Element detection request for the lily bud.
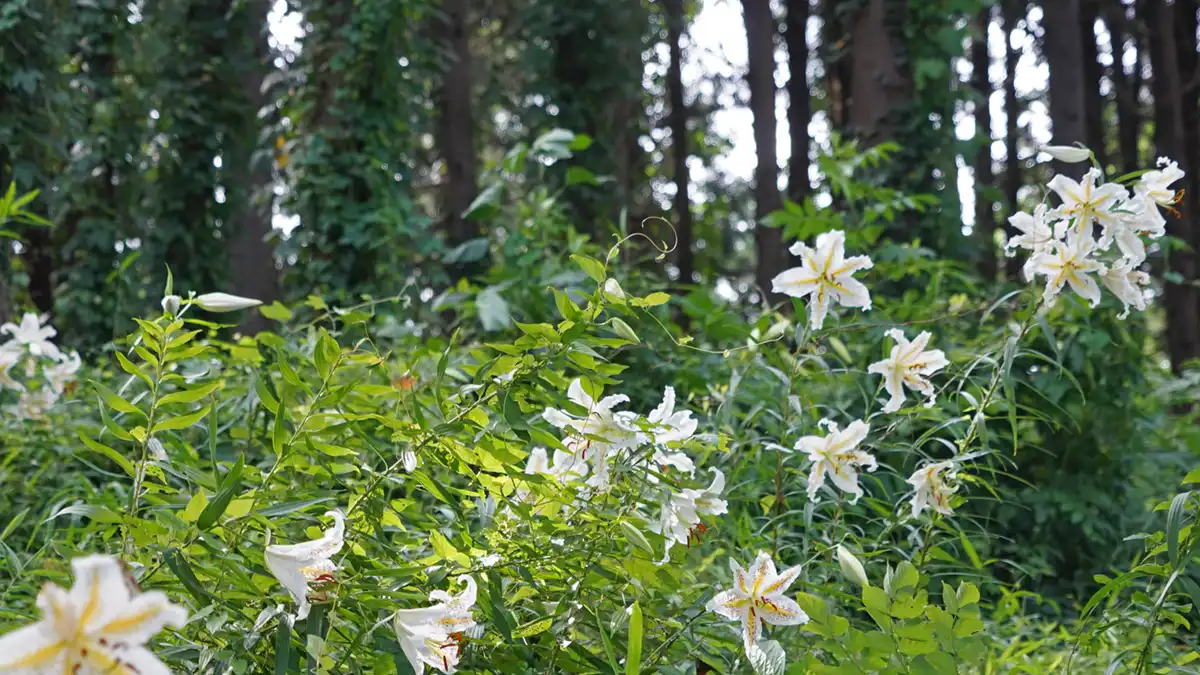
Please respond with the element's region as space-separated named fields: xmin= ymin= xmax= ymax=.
xmin=1039 ymin=145 xmax=1091 ymax=163
xmin=837 ymin=545 xmax=870 ymax=587
xmin=161 ymin=294 xmax=182 ymax=317
xmin=193 ymin=292 xmax=262 ymax=312
xmin=602 ymin=278 xmax=627 ymax=303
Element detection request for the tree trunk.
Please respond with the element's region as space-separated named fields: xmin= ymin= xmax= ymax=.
xmin=1106 ymin=0 xmax=1139 ymax=176
xmin=742 ymin=0 xmax=786 ymax=297
xmin=786 ymin=0 xmax=811 ymax=207
xmin=228 ymin=0 xmax=279 ymax=335
xmin=665 ymin=0 xmax=694 ymax=287
xmin=821 ymin=0 xmax=852 ymax=129
xmin=1003 ymin=0 xmax=1023 ymax=280
xmin=436 ymin=0 xmax=481 ymax=264
xmin=1080 ymin=0 xmax=1107 ymax=170
xmin=848 ymin=0 xmax=912 ymax=146
xmin=1042 ymin=0 xmax=1087 ymax=176
xmin=1146 ymin=0 xmax=1200 ymax=370
xmin=972 ymin=8 xmax=996 ymax=281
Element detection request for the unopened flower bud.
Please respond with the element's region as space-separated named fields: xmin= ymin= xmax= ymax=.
xmin=1040 ymin=144 xmax=1091 ymax=163
xmin=161 ymin=294 xmax=182 ymax=317
xmin=837 ymin=545 xmax=870 ymax=587
xmin=193 ymin=292 xmax=262 ymax=312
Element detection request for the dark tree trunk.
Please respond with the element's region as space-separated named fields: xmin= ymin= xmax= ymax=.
xmin=1042 ymin=0 xmax=1088 ymax=176
xmin=665 ymin=0 xmax=694 ymax=287
xmin=1176 ymin=0 xmax=1200 ymax=336
xmin=847 ymin=0 xmax=912 ymax=146
xmin=972 ymin=8 xmax=997 ymax=281
xmin=822 ymin=0 xmax=852 ymax=129
xmin=228 ymin=0 xmax=279 ymax=334
xmin=1106 ymin=0 xmax=1140 ymax=176
xmin=1146 ymin=0 xmax=1200 ymax=370
xmin=742 ymin=0 xmax=786 ymax=297
xmin=1003 ymin=0 xmax=1023 ymax=280
xmin=786 ymin=0 xmax=811 ymax=207
xmin=435 ymin=0 xmax=482 ymax=277
xmin=1080 ymin=0 xmax=1107 ymax=170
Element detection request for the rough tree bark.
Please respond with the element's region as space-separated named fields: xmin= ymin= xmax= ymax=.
xmin=847 ymin=0 xmax=912 ymax=146
xmin=972 ymin=7 xmax=997 ymax=281
xmin=434 ymin=0 xmax=482 ymax=275
xmin=228 ymin=0 xmax=280 ymax=334
xmin=741 ymin=0 xmax=786 ymax=297
xmin=786 ymin=0 xmax=810 ymax=207
xmin=1105 ymin=0 xmax=1139 ymax=176
xmin=1041 ymin=0 xmax=1087 ymax=176
xmin=1080 ymin=0 xmax=1107 ymax=170
xmin=1146 ymin=0 xmax=1200 ymax=370
xmin=665 ymin=0 xmax=694 ymax=287
xmin=1003 ymin=0 xmax=1023 ymax=280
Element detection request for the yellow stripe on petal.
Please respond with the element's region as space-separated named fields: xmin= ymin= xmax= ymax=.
xmin=100 ymin=605 xmax=163 ymax=636
xmin=3 ymin=640 xmax=65 ymax=668
xmin=79 ymin=568 xmax=103 ymax=628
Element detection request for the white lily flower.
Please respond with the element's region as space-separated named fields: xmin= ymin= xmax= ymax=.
xmin=0 ymin=348 xmax=23 ymax=390
xmin=646 ymin=386 xmax=697 ymax=445
xmin=1028 ymin=238 xmax=1106 ymax=307
xmin=264 ymin=510 xmax=345 ymax=620
xmin=867 ymin=329 xmax=949 ymax=413
xmin=1004 ymin=204 xmax=1056 ymax=274
xmin=0 ymin=313 xmax=64 ymax=362
xmin=1039 ymin=144 xmax=1092 ymax=163
xmin=771 ymin=230 xmax=873 ymax=330
xmin=543 ymin=379 xmax=641 ymax=491
xmin=9 ymin=388 xmax=58 ymax=420
xmin=706 ymin=551 xmax=808 ymax=658
xmin=44 ymin=351 xmax=82 ymax=396
xmin=393 ymin=577 xmax=478 ymax=675
xmin=1135 ymin=157 xmax=1185 ymax=208
xmin=0 ymin=554 xmax=187 ymax=674
xmin=192 ymin=292 xmax=263 ymax=312
xmin=1047 ymin=168 xmax=1128 ymax=244
xmin=795 ymin=420 xmax=877 ymax=503
xmin=1100 ymin=260 xmax=1151 ymax=319
xmin=653 ymin=469 xmax=728 ymax=563
xmin=906 ymin=460 xmax=959 ymax=518
xmin=649 ymin=449 xmax=695 ymax=475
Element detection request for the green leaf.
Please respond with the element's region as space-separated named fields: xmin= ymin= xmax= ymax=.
xmin=273 ymin=390 xmax=289 ymax=458
xmin=512 ymin=617 xmax=552 ymax=639
xmin=77 ymin=433 xmax=137 ymax=478
xmin=197 ymin=454 xmax=244 ymax=530
xmin=152 ymin=406 xmax=211 ymax=432
xmin=165 ymin=548 xmax=211 ymax=606
xmin=90 ymin=380 xmax=146 ymax=418
xmin=260 ymin=301 xmax=294 ymax=322
xmin=478 ymin=288 xmax=512 ymax=332
xmin=618 ymin=520 xmax=655 ymax=557
xmin=275 ymin=612 xmax=294 ymax=675
xmin=1167 ymin=491 xmax=1190 ymax=568
xmin=593 ymin=608 xmax=622 ymax=674
xmin=115 ymin=351 xmax=153 ymax=389
xmin=625 ymin=601 xmax=643 ymax=675
xmin=159 ymin=381 xmax=222 ymax=407
xmin=959 ymin=529 xmax=982 ymax=569
xmin=571 ymin=254 xmax=606 ymax=283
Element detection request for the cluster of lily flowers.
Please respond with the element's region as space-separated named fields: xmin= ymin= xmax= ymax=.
xmin=1011 ymin=145 xmax=1183 ymax=317
xmin=0 ymin=313 xmax=81 ymax=419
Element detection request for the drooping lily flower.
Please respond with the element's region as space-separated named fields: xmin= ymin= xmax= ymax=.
xmin=1135 ymin=157 xmax=1186 ymax=208
xmin=906 ymin=460 xmax=960 ymax=518
xmin=44 ymin=351 xmax=82 ymax=396
xmin=0 ymin=554 xmax=187 ymax=674
xmin=646 ymin=386 xmax=697 ymax=445
xmin=1100 ymin=260 xmax=1151 ymax=319
xmin=867 ymin=329 xmax=949 ymax=413
xmin=1028 ymin=238 xmax=1106 ymax=307
xmin=0 ymin=313 xmax=63 ymax=362
xmin=653 ymin=469 xmax=728 ymax=563
xmin=795 ymin=420 xmax=877 ymax=503
xmin=706 ymin=551 xmax=808 ymax=658
xmin=771 ymin=230 xmax=873 ymax=330
xmin=393 ymin=577 xmax=478 ymax=674
xmin=1004 ymin=204 xmax=1056 ymax=278
xmin=0 ymin=348 xmax=23 ymax=390
xmin=9 ymin=389 xmax=58 ymax=420
xmin=264 ymin=510 xmax=345 ymax=620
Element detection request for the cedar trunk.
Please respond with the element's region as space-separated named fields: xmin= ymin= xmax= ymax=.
xmin=972 ymin=8 xmax=996 ymax=281
xmin=741 ymin=0 xmax=786 ymax=296
xmin=1042 ymin=0 xmax=1087 ymax=176
xmin=786 ymin=0 xmax=811 ymax=207
xmin=436 ymin=0 xmax=481 ymax=256
xmin=665 ymin=0 xmax=694 ymax=287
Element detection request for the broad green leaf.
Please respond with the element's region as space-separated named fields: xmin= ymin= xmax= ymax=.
xmin=625 ymin=601 xmax=643 ymax=675
xmin=197 ymin=454 xmax=245 ymax=530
